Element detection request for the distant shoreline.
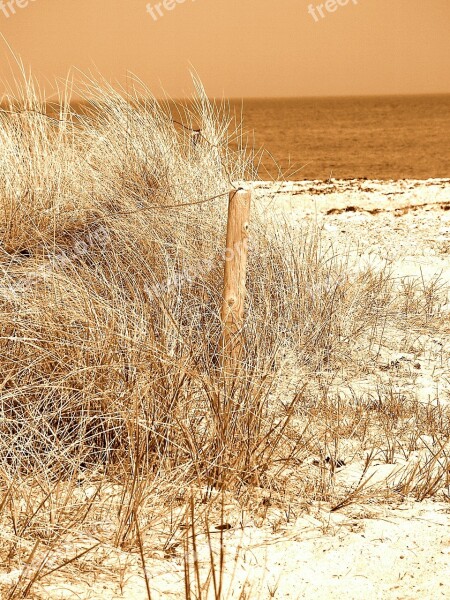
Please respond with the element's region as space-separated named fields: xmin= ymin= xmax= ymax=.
xmin=252 ymin=178 xmax=450 ymax=216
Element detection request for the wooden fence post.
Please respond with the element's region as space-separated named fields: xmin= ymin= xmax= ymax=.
xmin=220 ymin=187 xmax=252 ymax=376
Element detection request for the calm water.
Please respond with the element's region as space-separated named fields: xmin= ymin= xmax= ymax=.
xmin=58 ymin=94 xmax=449 ymax=181
xmin=231 ymin=95 xmax=450 ymax=181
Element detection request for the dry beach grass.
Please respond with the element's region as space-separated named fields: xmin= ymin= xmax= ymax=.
xmin=0 ymin=73 xmax=449 ymax=598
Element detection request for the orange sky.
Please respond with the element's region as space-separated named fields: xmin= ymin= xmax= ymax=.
xmin=0 ymin=0 xmax=449 ymax=98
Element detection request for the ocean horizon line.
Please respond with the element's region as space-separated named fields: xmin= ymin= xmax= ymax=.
xmin=2 ymin=91 xmax=448 ymax=105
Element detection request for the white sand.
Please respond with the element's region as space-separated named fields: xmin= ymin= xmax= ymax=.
xmin=9 ymin=179 xmax=450 ymax=600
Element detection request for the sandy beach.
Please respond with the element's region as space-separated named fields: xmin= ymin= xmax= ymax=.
xmin=6 ymin=178 xmax=448 ymax=600
xmin=142 ymin=179 xmax=450 ymax=599
xmin=127 ymin=179 xmax=450 ymax=600
xmin=256 ymin=178 xmax=450 ymax=279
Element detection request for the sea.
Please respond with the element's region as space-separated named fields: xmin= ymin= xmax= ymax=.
xmin=22 ymin=93 xmax=450 ymax=182
xmin=230 ymin=94 xmax=450 ymax=181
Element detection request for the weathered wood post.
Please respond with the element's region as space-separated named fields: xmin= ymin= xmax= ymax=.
xmin=220 ymin=187 xmax=252 ymax=377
